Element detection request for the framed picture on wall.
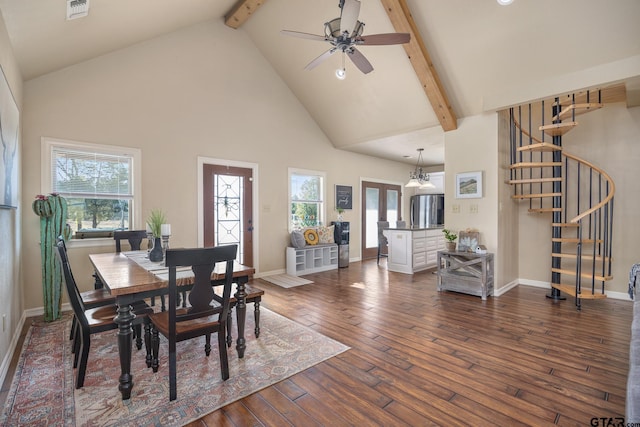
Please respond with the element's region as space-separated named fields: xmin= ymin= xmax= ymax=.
xmin=0 ymin=64 xmax=19 ymax=209
xmin=335 ymin=185 xmax=352 ymax=210
xmin=455 ymin=171 xmax=483 ymax=199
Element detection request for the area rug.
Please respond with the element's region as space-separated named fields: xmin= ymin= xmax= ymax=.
xmin=1 ymin=308 xmax=348 ymax=426
xmin=260 ymin=274 xmax=313 ymax=288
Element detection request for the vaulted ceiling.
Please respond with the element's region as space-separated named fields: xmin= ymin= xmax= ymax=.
xmin=1 ymin=0 xmax=639 ymax=166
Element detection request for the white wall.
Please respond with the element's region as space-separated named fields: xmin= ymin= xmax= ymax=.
xmin=20 ymin=19 xmax=411 ymax=311
xmin=444 ymin=113 xmax=502 ymax=286
xmin=0 ymin=10 xmax=23 ymax=382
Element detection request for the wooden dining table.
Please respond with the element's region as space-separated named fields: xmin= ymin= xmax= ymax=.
xmin=89 ymin=251 xmax=255 ymax=400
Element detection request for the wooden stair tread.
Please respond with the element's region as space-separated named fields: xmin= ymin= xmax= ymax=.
xmin=551 ymin=237 xmax=603 ymax=244
xmin=552 ymin=223 xmax=580 ymax=227
xmin=512 ymin=192 xmax=561 ymax=199
xmin=528 ymin=208 xmax=561 ymax=213
xmin=551 ymin=268 xmax=612 ymax=282
xmin=550 ymin=283 xmax=607 ymax=299
xmin=508 ymin=177 xmax=562 ymax=184
xmin=552 ymin=103 xmax=603 ymax=121
xmin=539 ymin=121 xmax=578 ymax=136
xmin=551 ymin=252 xmax=611 ymax=262
xmin=516 ymin=142 xmax=562 ymax=152
xmin=510 ymin=162 xmax=562 ymax=169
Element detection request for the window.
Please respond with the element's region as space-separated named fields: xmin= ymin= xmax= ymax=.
xmin=289 ymin=168 xmax=325 ymax=230
xmin=42 ymin=138 xmax=141 ymax=241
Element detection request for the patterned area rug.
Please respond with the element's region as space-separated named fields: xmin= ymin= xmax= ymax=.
xmin=260 ymin=274 xmax=313 ymax=288
xmin=1 ymin=308 xmax=348 ymax=426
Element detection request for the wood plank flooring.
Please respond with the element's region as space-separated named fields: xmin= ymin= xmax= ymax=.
xmin=190 ymin=260 xmax=633 ymax=426
xmin=2 ymin=259 xmax=632 ymax=426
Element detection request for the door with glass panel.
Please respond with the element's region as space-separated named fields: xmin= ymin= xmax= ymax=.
xmin=361 ymin=181 xmax=402 ymax=259
xmin=203 ymin=164 xmax=253 ymax=267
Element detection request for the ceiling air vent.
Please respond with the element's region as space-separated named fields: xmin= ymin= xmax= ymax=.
xmin=66 ymin=0 xmax=89 ymax=20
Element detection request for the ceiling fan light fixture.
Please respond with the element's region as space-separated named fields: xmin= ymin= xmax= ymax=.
xmin=497 ymin=0 xmax=514 ymax=5
xmin=336 ymin=68 xmax=346 ymax=80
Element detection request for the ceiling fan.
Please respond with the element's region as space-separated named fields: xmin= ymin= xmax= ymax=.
xmin=281 ymin=0 xmax=410 ymax=77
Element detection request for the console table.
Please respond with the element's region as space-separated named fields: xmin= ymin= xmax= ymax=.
xmin=437 ymin=251 xmax=494 ymax=300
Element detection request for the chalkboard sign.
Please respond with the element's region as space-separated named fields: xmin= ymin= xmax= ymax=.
xmin=335 ymin=185 xmax=352 ymax=210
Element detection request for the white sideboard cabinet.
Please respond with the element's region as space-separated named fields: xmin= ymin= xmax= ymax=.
xmin=286 ymin=244 xmax=338 ymax=276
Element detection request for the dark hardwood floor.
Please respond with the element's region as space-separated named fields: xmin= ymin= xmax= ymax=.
xmin=2 ymin=259 xmax=632 ymax=426
xmin=189 ymin=260 xmax=632 ymax=426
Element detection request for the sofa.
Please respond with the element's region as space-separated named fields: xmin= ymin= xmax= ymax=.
xmin=627 ymin=265 xmax=640 ymax=423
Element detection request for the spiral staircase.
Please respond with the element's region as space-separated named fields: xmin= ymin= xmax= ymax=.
xmin=507 ymin=88 xmax=618 ymax=310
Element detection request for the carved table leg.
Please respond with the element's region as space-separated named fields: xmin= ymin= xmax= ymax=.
xmin=114 ymin=299 xmax=136 ymax=400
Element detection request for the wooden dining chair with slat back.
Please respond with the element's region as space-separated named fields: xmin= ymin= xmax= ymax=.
xmin=113 ymin=229 xmax=148 ymax=253
xmin=148 ymin=244 xmax=237 ymax=401
xmin=55 ymin=240 xmax=154 ymax=388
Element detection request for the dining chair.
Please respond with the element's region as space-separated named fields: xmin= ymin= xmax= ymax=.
xmin=113 ymin=229 xmax=149 ymax=252
xmin=377 ymin=221 xmax=389 ymax=264
xmin=59 ymin=237 xmax=148 ymax=352
xmin=148 ymin=244 xmax=237 ymax=401
xmin=55 ymin=240 xmax=153 ymax=389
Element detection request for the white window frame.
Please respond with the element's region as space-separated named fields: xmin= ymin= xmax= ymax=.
xmin=41 ymin=137 xmax=142 ymax=248
xmin=288 ymin=167 xmax=326 ymax=231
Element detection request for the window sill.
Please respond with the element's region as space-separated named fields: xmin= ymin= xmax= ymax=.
xmin=65 ymin=238 xmax=114 ymax=249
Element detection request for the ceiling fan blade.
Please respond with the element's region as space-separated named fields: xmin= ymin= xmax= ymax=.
xmin=280 ymin=30 xmax=329 ymax=42
xmin=340 ymin=0 xmax=361 ymax=36
xmin=304 ymin=48 xmax=338 ymax=71
xmin=346 ymin=47 xmax=373 ymax=74
xmin=356 ymin=33 xmax=410 ymax=45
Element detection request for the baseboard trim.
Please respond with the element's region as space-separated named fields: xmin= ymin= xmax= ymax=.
xmin=517 ymin=280 xmax=631 ymax=301
xmin=0 ymin=311 xmax=26 ymax=389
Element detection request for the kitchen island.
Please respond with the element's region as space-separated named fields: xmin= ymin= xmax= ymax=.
xmin=383 ymin=227 xmax=445 ymax=274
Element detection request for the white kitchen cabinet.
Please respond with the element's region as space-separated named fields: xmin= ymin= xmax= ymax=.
xmin=384 ymin=228 xmax=444 ymax=274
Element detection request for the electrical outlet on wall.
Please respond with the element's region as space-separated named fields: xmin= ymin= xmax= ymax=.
xmin=452 ymin=204 xmax=460 ymax=213
xmin=470 ymin=204 xmax=478 ymax=214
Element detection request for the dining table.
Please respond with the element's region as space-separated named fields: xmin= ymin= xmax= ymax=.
xmin=89 ymin=250 xmax=255 ymax=400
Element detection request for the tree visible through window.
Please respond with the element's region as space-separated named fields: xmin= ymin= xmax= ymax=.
xmin=290 ymin=170 xmax=325 ymax=229
xmin=44 ymin=138 xmax=140 ymax=239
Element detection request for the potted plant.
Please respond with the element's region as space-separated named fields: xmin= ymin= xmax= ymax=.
xmin=147 ymin=209 xmax=166 ymax=262
xmin=336 ymin=207 xmax=345 ymax=221
xmin=442 ymin=228 xmax=457 ymax=251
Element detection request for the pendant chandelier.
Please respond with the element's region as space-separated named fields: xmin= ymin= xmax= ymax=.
xmin=405 ymin=148 xmax=435 ymax=189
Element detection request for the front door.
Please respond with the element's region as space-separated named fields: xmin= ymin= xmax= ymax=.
xmin=203 ymin=164 xmax=254 ymax=267
xmin=361 ymin=181 xmax=402 ymax=259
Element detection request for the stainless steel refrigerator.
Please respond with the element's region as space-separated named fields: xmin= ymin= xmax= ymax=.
xmin=410 ymin=194 xmax=445 ymax=228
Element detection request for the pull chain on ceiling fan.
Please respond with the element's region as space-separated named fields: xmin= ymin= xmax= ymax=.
xmin=281 ymin=0 xmax=410 ymax=78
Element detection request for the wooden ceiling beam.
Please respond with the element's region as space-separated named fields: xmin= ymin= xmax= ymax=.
xmin=380 ymin=0 xmax=457 ymax=131
xmin=225 ymin=0 xmax=267 ymax=29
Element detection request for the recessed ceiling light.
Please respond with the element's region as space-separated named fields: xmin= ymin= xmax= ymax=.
xmin=497 ymin=0 xmax=514 ymax=5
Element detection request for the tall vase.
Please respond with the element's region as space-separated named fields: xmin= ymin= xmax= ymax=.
xmin=33 ymin=194 xmax=68 ymax=322
xmin=149 ymin=237 xmax=163 ymax=262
